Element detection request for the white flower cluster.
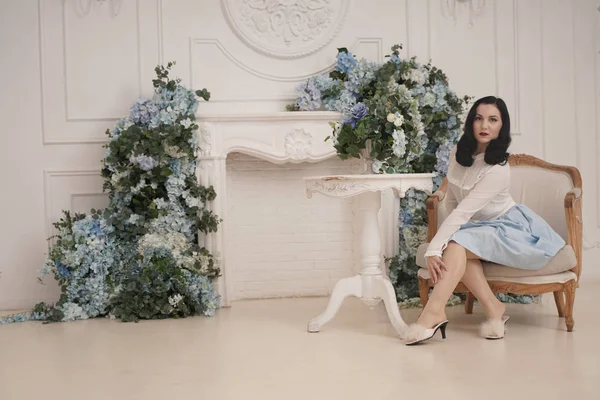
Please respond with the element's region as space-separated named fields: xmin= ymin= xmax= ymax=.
xmin=168 ymin=294 xmax=184 ymax=307
xmin=164 ymin=144 xmax=188 ymax=159
xmin=387 ymin=112 xmax=405 ymax=127
xmin=402 ymin=67 xmax=428 ymax=86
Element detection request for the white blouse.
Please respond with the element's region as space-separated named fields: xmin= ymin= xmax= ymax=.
xmin=424 ymin=145 xmax=516 ymax=260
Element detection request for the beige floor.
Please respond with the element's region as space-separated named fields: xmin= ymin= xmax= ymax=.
xmin=1 ymin=281 xmax=599 ymax=400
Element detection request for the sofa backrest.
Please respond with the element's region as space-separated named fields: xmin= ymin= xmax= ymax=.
xmin=508 ymin=164 xmax=574 ymax=240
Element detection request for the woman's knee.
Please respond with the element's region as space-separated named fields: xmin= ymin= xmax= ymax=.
xmin=443 ymin=241 xmax=468 ymax=272
xmin=446 ymin=241 xmax=486 ymax=261
xmin=445 ymin=241 xmax=466 ymax=254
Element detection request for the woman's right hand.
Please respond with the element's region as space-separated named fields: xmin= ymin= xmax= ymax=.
xmin=427 ymin=255 xmax=447 ymax=284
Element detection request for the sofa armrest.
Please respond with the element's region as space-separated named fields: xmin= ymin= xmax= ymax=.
xmin=564 ymin=188 xmax=582 ymax=203
xmin=426 ymin=180 xmax=448 ymax=243
xmin=564 ymin=188 xmax=583 ymax=280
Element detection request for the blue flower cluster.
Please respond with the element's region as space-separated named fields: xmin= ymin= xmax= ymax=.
xmin=180 ymin=269 xmax=220 ymax=316
xmin=27 ymin=214 xmax=117 ymax=322
xmin=294 ymin=75 xmax=339 ymax=111
xmin=1 ymin=64 xmax=222 ymax=324
xmin=130 ymin=97 xmax=158 ymax=127
xmin=335 ymin=51 xmax=357 ymax=74
xmin=129 ymin=154 xmax=159 ymax=171
xmin=128 ymin=86 xmax=199 ymax=130
xmin=343 ymin=59 xmax=379 ymax=96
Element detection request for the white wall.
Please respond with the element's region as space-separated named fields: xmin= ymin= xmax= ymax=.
xmin=1 ymin=0 xmax=599 ymax=310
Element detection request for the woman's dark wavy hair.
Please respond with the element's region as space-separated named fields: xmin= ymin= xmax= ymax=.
xmin=456 ymin=96 xmax=511 ymax=167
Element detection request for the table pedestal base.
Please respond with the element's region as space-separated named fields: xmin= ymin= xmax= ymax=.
xmin=307 ymin=191 xmax=408 ymax=337
xmin=307 ymin=272 xmax=408 ymax=336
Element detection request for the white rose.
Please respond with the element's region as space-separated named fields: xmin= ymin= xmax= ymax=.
xmin=387 ymin=113 xmax=395 ymax=123
xmin=372 ymin=159 xmax=383 ymax=173
xmin=394 ymin=113 xmax=404 ymax=127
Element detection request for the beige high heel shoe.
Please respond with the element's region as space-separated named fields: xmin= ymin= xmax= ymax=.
xmin=480 ymin=315 xmax=510 ymax=340
xmin=405 ymin=320 xmax=449 ymax=346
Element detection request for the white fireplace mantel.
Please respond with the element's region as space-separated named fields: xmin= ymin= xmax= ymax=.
xmin=196 ymin=111 xmax=343 ymax=164
xmin=195 ymin=111 xmax=405 ymax=307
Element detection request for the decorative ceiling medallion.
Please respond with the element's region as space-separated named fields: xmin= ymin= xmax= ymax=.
xmin=221 ymin=0 xmax=349 ymax=59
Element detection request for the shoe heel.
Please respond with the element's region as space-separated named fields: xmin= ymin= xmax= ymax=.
xmin=439 ymin=322 xmax=448 ymax=339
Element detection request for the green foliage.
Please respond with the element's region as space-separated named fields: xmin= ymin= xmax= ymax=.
xmin=110 ymin=258 xmax=195 ymax=322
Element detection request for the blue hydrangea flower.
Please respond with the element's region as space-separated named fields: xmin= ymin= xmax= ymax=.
xmin=130 ymin=155 xmax=159 ymax=171
xmin=294 ymin=79 xmax=322 ymax=111
xmin=435 ymin=140 xmax=454 ymax=176
xmin=336 ymin=51 xmax=357 ymax=74
xmin=56 ymin=261 xmax=70 ymax=278
xmin=344 ymin=59 xmax=378 ymax=95
xmin=323 ymin=90 xmax=356 ymax=117
xmin=180 ymin=269 xmax=220 ymax=316
xmin=130 ymin=97 xmax=158 ymax=128
xmin=447 ymin=116 xmax=457 ymax=129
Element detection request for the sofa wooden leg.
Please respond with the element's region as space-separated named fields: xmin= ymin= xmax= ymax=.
xmin=418 ymin=278 xmax=429 ymax=308
xmin=553 ymin=290 xmax=565 ymax=318
xmin=465 ymin=292 xmax=475 ymax=314
xmin=563 ymin=280 xmax=577 ymax=332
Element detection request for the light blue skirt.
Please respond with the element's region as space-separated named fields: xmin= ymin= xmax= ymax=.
xmin=449 ymin=204 xmax=566 ymax=270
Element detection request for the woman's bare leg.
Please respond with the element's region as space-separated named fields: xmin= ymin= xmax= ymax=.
xmin=461 ymin=258 xmax=506 ymax=320
xmin=416 ymin=242 xmax=467 ymax=328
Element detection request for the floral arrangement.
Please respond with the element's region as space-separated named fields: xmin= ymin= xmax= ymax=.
xmin=289 ymin=45 xmax=467 ymax=177
xmin=289 ymin=44 xmax=468 ymax=303
xmin=290 ymin=45 xmax=536 ymax=305
xmin=1 ymin=63 xmax=221 ymax=324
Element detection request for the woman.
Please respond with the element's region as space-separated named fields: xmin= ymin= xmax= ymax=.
xmin=405 ymin=96 xmax=566 ymax=345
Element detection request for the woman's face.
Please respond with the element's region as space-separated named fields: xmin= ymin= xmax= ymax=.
xmin=472 ymin=103 xmax=502 ymax=147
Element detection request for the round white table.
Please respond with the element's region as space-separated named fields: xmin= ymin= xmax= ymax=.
xmin=303 ymin=173 xmax=435 ymax=336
